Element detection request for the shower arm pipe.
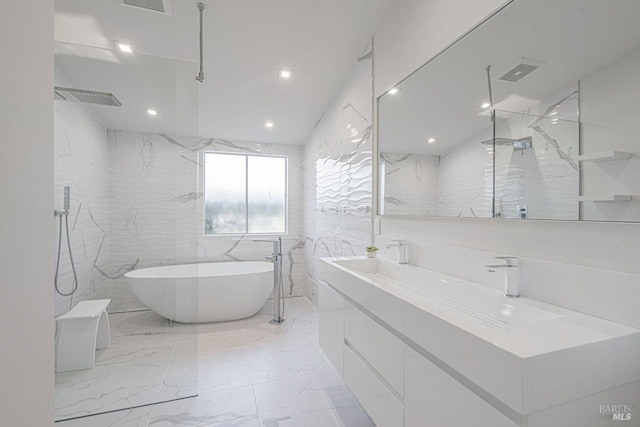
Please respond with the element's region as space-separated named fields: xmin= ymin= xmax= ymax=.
xmin=485 ymin=65 xmax=497 ymax=219
xmin=196 ymin=2 xmax=205 ymax=83
xmin=485 ymin=65 xmax=495 ymax=123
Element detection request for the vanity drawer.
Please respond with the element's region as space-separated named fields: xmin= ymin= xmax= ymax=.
xmin=344 ymin=301 xmax=405 ymax=396
xmin=405 ymin=347 xmax=518 ymax=427
xmin=319 ymin=281 xmax=345 ymax=375
xmin=344 ymin=344 xmax=404 ymax=427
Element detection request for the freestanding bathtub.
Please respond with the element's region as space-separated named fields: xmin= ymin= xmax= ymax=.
xmin=124 ymin=262 xmax=273 ymax=323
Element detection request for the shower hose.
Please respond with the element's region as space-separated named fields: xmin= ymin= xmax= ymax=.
xmin=54 ymin=213 xmax=78 ymax=296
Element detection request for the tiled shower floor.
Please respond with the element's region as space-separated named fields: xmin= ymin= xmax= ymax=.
xmin=56 ymin=297 xmax=374 ymax=426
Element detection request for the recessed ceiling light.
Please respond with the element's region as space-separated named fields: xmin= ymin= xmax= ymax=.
xmin=388 ymin=88 xmax=399 ymax=95
xmin=427 ymin=138 xmax=436 ymax=144
xmin=146 ymin=109 xmax=157 ymax=116
xmin=116 ymin=41 xmax=134 ymax=54
xmin=481 ymin=102 xmax=491 ymax=109
xmin=278 ymin=69 xmax=292 ymax=80
xmin=265 ymin=121 xmax=274 ymax=128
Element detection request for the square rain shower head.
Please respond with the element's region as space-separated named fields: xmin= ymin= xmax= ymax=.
xmin=496 ymin=57 xmax=546 ymax=83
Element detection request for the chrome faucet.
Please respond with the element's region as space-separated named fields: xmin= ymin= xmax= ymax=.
xmin=485 ymin=256 xmax=520 ymax=297
xmin=385 ymin=239 xmax=408 ymax=264
xmin=253 ymin=237 xmax=285 ymax=324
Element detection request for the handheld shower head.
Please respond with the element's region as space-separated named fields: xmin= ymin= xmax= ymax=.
xmin=64 ymin=186 xmax=70 ymax=211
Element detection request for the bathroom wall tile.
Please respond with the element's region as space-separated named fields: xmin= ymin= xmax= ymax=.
xmin=379 ymin=152 xmax=439 ymax=216
xmin=521 ymin=257 xmax=640 ymax=329
xmin=302 ymin=43 xmax=374 ymax=306
xmin=53 ymin=97 xmax=110 ymax=317
xmin=106 ymin=131 xmax=306 ymax=312
xmin=437 ymin=131 xmax=494 ymax=218
xmin=580 ymin=48 xmax=640 ymax=222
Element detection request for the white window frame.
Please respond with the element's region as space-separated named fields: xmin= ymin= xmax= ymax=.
xmin=203 ymin=151 xmax=289 ymax=236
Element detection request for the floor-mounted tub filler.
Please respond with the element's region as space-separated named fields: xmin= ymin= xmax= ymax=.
xmin=125 ymin=261 xmax=273 ymax=323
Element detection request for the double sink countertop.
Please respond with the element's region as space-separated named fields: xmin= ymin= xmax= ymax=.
xmin=319 ymin=256 xmax=640 ymax=415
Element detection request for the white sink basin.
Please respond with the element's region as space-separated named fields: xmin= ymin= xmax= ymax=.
xmin=332 ymin=257 xmax=561 ymax=328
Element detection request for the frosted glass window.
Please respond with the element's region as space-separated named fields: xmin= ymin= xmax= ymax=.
xmin=204 ymin=153 xmax=287 ymax=235
xmin=248 ymin=156 xmax=287 ymax=233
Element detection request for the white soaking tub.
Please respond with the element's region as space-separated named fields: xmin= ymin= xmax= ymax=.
xmin=125 ymin=262 xmax=273 ymax=323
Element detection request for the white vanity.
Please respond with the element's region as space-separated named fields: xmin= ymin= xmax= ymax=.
xmin=319 ymin=256 xmax=640 ymax=427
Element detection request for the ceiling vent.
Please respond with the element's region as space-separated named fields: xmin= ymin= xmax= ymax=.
xmin=119 ymin=0 xmax=172 ymax=15
xmin=496 ymin=57 xmax=545 ymax=83
xmin=54 ymin=87 xmax=123 ymax=107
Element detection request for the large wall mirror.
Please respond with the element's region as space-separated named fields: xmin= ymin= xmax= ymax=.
xmin=377 ymin=0 xmax=640 ymax=221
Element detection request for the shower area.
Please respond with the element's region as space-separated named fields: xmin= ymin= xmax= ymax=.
xmin=53 ymin=41 xmax=199 ymax=421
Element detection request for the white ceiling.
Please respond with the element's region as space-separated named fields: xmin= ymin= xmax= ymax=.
xmin=378 ymin=0 xmax=640 ymax=155
xmin=54 ymin=0 xmax=393 ymax=144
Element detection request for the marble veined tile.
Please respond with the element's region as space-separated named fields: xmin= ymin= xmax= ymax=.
xmin=109 ymin=329 xmax=181 ymax=349
xmin=55 ymin=405 xmax=154 ymax=427
xmin=55 ymin=297 xmax=373 ymax=427
xmin=65 ymin=358 xmax=170 ymax=392
xmin=55 ymin=379 xmax=162 ymax=421
xmin=147 ymin=386 xmax=258 ymax=426
xmin=301 ymin=44 xmax=373 ymax=310
xmin=110 ymin=311 xmax=180 ymax=337
xmin=248 ymin=340 xmax=333 ymax=384
xmin=93 ymin=344 xmax=175 ymax=368
xmin=55 ymin=370 xmax=83 ymax=402
xmin=258 ymin=396 xmax=374 ymax=427
xmin=197 ymin=329 xmax=246 ymax=353
xmin=156 ymin=380 xmax=198 ymax=403
xmin=211 ymin=416 xmax=261 ymax=427
xmin=253 ymin=371 xmax=351 ymax=414
xmin=197 ymin=355 xmax=253 ymax=394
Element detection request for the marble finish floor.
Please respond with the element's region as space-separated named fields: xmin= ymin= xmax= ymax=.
xmin=56 ymin=297 xmax=374 ymax=426
xmin=55 ymin=309 xmax=199 ymax=421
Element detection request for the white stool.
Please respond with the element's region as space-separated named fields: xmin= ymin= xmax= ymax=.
xmin=55 ymin=299 xmax=111 ymax=373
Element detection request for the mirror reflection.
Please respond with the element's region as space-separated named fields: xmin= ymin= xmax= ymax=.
xmin=378 ymin=0 xmax=640 ymax=221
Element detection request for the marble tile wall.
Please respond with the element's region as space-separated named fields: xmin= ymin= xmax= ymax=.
xmin=437 ymin=130 xmax=494 ymax=218
xmin=493 ymin=90 xmax=580 ymax=221
xmin=55 ymin=95 xmax=305 ymax=314
xmin=53 ymin=97 xmax=110 ymax=317
xmin=302 ymin=44 xmax=373 ymax=306
xmin=101 ymin=132 xmax=306 ymax=312
xmin=379 ymin=153 xmax=439 ymax=216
